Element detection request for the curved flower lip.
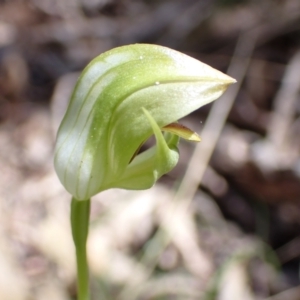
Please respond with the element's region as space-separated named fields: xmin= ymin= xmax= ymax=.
xmin=162 ymin=123 xmax=201 ymax=142
xmin=54 ymin=44 xmax=236 ymax=200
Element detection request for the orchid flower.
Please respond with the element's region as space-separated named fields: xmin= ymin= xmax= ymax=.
xmin=54 ymin=44 xmax=235 ymax=201
xmin=53 ymin=44 xmax=235 ymax=300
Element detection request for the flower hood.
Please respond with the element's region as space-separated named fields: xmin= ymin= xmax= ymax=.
xmin=54 ymin=44 xmax=235 ymax=200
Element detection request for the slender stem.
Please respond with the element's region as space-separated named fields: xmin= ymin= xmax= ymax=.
xmin=71 ymin=197 xmax=91 ymax=300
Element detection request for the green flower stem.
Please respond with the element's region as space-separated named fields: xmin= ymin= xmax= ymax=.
xmin=71 ymin=197 xmax=91 ymax=300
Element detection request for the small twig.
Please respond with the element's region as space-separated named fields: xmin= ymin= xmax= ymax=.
xmin=267 ymin=50 xmax=300 ymax=147
xmin=263 ymin=285 xmax=300 ymax=300
xmin=275 ymin=235 xmax=300 ymax=264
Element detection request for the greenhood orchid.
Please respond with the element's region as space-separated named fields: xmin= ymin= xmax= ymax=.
xmin=54 ymin=44 xmax=235 ymax=200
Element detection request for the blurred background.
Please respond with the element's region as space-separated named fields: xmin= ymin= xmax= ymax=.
xmin=1 ymin=0 xmax=300 ymax=299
